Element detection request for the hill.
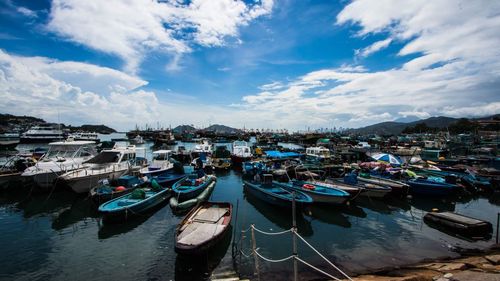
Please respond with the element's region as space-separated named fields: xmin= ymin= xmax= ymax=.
xmin=204 ymin=124 xmax=241 ymax=134
xmin=66 ymin=124 xmax=116 ymax=134
xmin=172 ymin=125 xmax=196 ymax=133
xmin=349 ymin=115 xmax=498 ymax=135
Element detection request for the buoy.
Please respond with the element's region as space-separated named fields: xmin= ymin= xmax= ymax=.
xmin=303 ymin=184 xmax=315 ymax=190
xmin=115 ymin=186 xmax=126 ymax=192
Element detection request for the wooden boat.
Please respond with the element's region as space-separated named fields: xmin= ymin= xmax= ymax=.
xmin=243 ymin=176 xmax=313 ymax=208
xmin=175 ymin=202 xmax=232 ymax=255
xmin=274 ymin=180 xmax=350 ymax=205
xmin=98 ymin=180 xmax=171 ymax=222
xmin=89 ymin=175 xmax=145 ymax=204
xmin=357 ymin=173 xmax=409 ymax=195
xmin=172 ymin=174 xmax=216 ymax=201
xmin=424 ymin=211 xmax=492 ymax=239
xmin=407 ymin=178 xmax=457 ymax=196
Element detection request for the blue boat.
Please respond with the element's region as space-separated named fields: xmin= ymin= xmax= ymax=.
xmin=98 ymin=180 xmax=171 ymax=222
xmin=274 ymin=180 xmax=350 ymax=205
xmin=243 ymin=176 xmax=313 ymax=208
xmin=407 ymin=178 xmax=457 ymax=196
xmin=90 ymin=175 xmax=146 ymax=204
xmin=172 ymin=174 xmax=216 ymax=201
xmin=149 ymin=172 xmax=186 ymax=187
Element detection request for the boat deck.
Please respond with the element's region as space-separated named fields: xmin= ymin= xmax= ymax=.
xmin=177 ymin=206 xmax=229 ymax=246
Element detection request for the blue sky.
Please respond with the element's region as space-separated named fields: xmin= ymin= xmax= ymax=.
xmin=0 ymin=0 xmax=499 ymax=131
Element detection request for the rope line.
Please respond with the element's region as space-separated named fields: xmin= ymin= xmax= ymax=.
xmin=295 ymin=256 xmax=341 ymax=281
xmin=251 ymin=225 xmax=292 ymax=236
xmin=294 ymin=229 xmax=353 ymax=280
xmin=254 ymin=250 xmax=294 ymax=263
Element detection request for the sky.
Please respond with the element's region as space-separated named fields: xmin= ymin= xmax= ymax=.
xmin=0 ymin=0 xmax=499 ymax=131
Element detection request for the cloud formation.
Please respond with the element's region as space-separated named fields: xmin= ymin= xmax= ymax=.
xmin=47 ymin=0 xmax=273 ymax=73
xmin=239 ymin=0 xmax=500 ymax=128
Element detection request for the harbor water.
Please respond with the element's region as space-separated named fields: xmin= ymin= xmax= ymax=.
xmin=1 ymin=134 xmax=499 ymax=280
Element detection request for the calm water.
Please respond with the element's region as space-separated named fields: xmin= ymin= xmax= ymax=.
xmin=1 ymin=135 xmax=499 ymax=280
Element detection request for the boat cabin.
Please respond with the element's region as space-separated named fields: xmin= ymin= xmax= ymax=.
xmin=42 ymin=141 xmax=97 ymax=161
xmin=305 ymin=146 xmax=331 ymax=160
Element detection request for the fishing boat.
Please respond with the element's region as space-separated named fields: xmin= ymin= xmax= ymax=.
xmin=212 ymin=145 xmax=231 ymax=170
xmin=243 ymin=175 xmax=313 ymax=207
xmin=191 ymin=139 xmax=212 ymax=158
xmin=98 ymin=179 xmax=170 ymax=222
xmin=305 ymin=146 xmax=331 ymax=163
xmin=172 ymin=174 xmax=216 ymax=201
xmin=21 ymin=140 xmax=97 ymax=189
xmin=139 ymin=150 xmax=174 ymax=176
xmin=169 ymin=180 xmax=216 ymax=212
xmin=89 ymin=175 xmax=145 ymax=204
xmin=20 ymin=124 xmax=65 ymax=143
xmin=69 ymin=132 xmax=100 ymax=143
xmin=175 ymin=202 xmax=232 ymax=255
xmin=231 ymin=141 xmax=252 ymax=164
xmin=0 ymin=153 xmax=35 ymax=188
xmin=274 ymin=180 xmax=350 ymax=205
xmin=338 ymin=173 xmax=392 ymax=198
xmin=310 ymin=179 xmax=363 ymax=198
xmin=0 ymin=132 xmax=20 ymax=149
xmin=357 ymin=173 xmax=409 ymax=195
xmin=149 ymin=171 xmax=186 ymax=187
xmin=407 ymin=178 xmax=457 ymax=196
xmin=60 ymin=145 xmax=146 ymax=194
xmin=129 ymin=135 xmax=144 ymax=144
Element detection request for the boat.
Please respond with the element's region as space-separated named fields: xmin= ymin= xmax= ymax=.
xmin=0 ymin=132 xmax=20 ymax=149
xmin=129 ymin=135 xmax=144 ymax=144
xmin=407 ymin=178 xmax=457 ymax=196
xmin=212 ymin=145 xmax=231 ymax=170
xmin=169 ymin=180 xmax=216 ymax=212
xmin=191 ymin=139 xmax=212 ymax=158
xmin=0 ymin=153 xmax=35 ymax=189
xmin=89 ymin=175 xmax=146 ymax=204
xmin=69 ymin=132 xmax=100 ymax=143
xmin=310 ymin=179 xmax=363 ymax=197
xmin=338 ymin=173 xmax=392 ymax=198
xmin=139 ymin=150 xmax=174 ymax=176
xmin=274 ymin=180 xmax=350 ymax=205
xmin=175 ymin=202 xmax=232 ymax=255
xmin=154 ymin=131 xmax=176 ymax=146
xmin=98 ymin=179 xmax=171 ymax=222
xmin=20 ymin=125 xmax=65 ymax=143
xmin=305 ymin=146 xmax=332 ymax=163
xmin=21 ymin=140 xmax=98 ymax=189
xmin=172 ymin=173 xmax=216 ymax=201
xmin=149 ymin=171 xmax=186 ymax=187
xmin=231 ymin=141 xmax=252 ymax=164
xmin=357 ymin=173 xmax=409 ymax=195
xmin=243 ymin=175 xmax=313 ymax=207
xmin=59 ymin=145 xmax=146 ymax=194
xmin=424 ymin=211 xmax=492 ymax=239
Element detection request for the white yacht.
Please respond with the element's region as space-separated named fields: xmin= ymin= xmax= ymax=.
xmin=130 ymin=135 xmax=145 ymax=144
xmin=192 ymin=139 xmax=212 ymax=155
xmin=139 ymin=150 xmax=174 ymax=176
xmin=21 ymin=140 xmax=97 ymax=188
xmin=59 ymin=145 xmax=146 ymax=194
xmin=69 ymin=132 xmax=100 ymax=143
xmin=305 ymin=146 xmax=331 ymax=162
xmin=0 ymin=132 xmax=20 ymax=147
xmin=20 ymin=125 xmax=65 ymax=143
xmin=231 ymin=141 xmax=253 ymax=164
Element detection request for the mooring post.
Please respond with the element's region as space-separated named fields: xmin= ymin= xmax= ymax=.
xmin=292 ymin=191 xmax=298 ymax=281
xmin=251 ymin=225 xmax=260 ymax=281
xmin=496 ymin=212 xmax=499 ymax=244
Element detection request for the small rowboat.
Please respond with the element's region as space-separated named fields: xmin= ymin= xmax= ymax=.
xmin=407 ymin=178 xmax=457 ymax=196
xmin=243 ymin=180 xmax=313 ymax=208
xmin=357 ymin=174 xmax=409 ymax=196
xmin=90 ymin=175 xmax=145 ymax=204
xmin=98 ymin=180 xmax=171 ymax=222
xmin=172 ymin=174 xmax=216 ymax=200
xmin=274 ymin=180 xmax=350 ymax=205
xmin=175 ymin=202 xmax=232 ymax=255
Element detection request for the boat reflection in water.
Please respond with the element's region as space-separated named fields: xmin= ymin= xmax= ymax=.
xmin=14 ymin=190 xmax=79 ymax=219
xmin=174 ymin=225 xmax=232 ymax=281
xmin=51 ymin=196 xmax=98 ymax=231
xmin=304 ymin=205 xmax=351 ymax=228
xmin=243 ymin=184 xmax=313 ymax=237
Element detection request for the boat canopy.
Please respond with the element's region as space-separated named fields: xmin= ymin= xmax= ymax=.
xmin=264 ymin=150 xmax=301 ymax=159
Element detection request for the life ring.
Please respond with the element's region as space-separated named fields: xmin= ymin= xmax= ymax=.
xmin=303 ymin=184 xmax=315 ymax=190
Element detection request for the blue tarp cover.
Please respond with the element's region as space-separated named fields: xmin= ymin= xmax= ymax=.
xmin=264 ymin=150 xmax=301 ymax=158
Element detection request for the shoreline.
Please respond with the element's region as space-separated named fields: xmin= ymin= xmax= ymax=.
xmin=351 ymin=244 xmax=500 ymax=281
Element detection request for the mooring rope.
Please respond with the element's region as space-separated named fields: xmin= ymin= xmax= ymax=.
xmin=254 ymin=249 xmax=294 ymax=263
xmin=251 ymin=225 xmax=292 ymax=236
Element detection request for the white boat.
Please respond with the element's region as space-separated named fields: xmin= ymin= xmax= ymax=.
xmin=231 ymin=141 xmax=252 ymax=164
xmin=69 ymin=132 xmax=100 ymax=143
xmin=305 ymin=146 xmax=331 ymax=162
xmin=0 ymin=132 xmax=20 ymax=147
xmin=130 ymin=135 xmax=145 ymax=144
xmin=139 ymin=150 xmax=174 ymax=176
xmin=21 ymin=140 xmax=97 ymax=188
xmin=192 ymin=139 xmax=212 ymax=155
xmin=59 ymin=145 xmax=146 ymax=194
xmin=20 ymin=125 xmax=65 ymax=143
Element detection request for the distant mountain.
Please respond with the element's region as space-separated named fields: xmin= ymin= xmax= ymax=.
xmin=67 ymin=124 xmax=116 ymax=134
xmin=393 ymin=116 xmax=422 ymax=123
xmin=172 ymin=125 xmax=196 ymax=133
xmin=349 ymin=115 xmax=497 ymax=135
xmin=204 ymin=124 xmax=241 ymax=134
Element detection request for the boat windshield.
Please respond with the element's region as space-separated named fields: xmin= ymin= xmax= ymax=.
xmin=86 ymin=151 xmax=120 ymax=164
xmin=44 ymin=145 xmax=81 ymax=158
xmin=153 ymin=153 xmax=169 ymax=161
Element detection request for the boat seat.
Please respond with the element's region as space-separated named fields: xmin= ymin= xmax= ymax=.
xmin=117 ymin=199 xmax=140 ymax=206
xmin=178 ymin=222 xmax=225 ymax=246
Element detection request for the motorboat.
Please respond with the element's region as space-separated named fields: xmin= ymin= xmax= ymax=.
xmin=231 ymin=141 xmax=252 ymax=164
xmin=20 ymin=125 xmax=65 ymax=143
xmin=59 ymin=145 xmax=146 ymax=194
xmin=139 ymin=150 xmax=174 ymax=176
xmin=69 ymin=132 xmax=100 ymax=143
xmin=21 ymin=140 xmax=97 ymax=188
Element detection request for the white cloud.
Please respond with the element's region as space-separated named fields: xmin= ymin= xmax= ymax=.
xmin=238 ymin=1 xmax=500 ymax=129
xmin=17 ymin=7 xmax=37 ymax=18
xmin=355 ymin=38 xmax=392 ymax=58
xmin=47 ymin=0 xmax=273 ymax=73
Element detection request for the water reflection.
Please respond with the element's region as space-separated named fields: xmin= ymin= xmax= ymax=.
xmin=305 ymin=205 xmax=351 ymax=228
xmin=51 ymin=197 xmax=98 ymax=231
xmin=15 ymin=191 xmax=81 ymax=218
xmin=243 ymin=185 xmax=313 ymax=237
xmin=409 ymin=196 xmax=457 ymax=212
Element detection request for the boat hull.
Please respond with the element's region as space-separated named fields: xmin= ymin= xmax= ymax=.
xmin=172 ymin=176 xmax=215 ymax=201
xmin=63 ymin=169 xmax=129 ymax=194
xmin=243 ymin=181 xmax=312 ymax=208
xmin=407 ymin=180 xmax=456 ymax=196
xmin=275 ymin=182 xmax=349 ymax=205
